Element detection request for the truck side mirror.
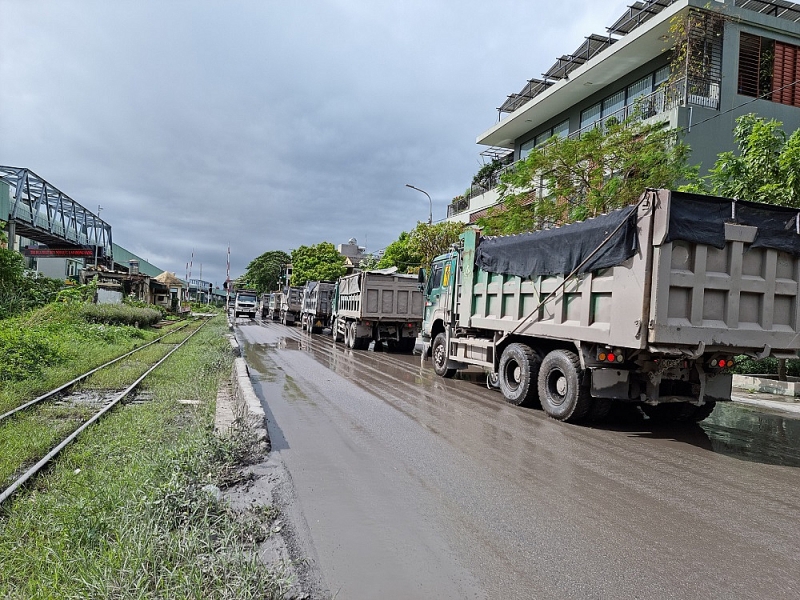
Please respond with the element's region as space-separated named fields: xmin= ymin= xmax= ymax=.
xmin=418 ymin=268 xmax=426 ymax=284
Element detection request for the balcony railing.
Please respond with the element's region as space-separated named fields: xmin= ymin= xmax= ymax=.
xmin=449 ymin=76 xmax=720 ymax=218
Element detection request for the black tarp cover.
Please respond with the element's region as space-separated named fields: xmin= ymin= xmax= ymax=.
xmin=474 ymin=206 xmax=638 ymax=279
xmin=665 ymin=191 xmax=800 ymax=256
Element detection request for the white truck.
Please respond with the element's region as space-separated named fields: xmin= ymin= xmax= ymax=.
xmin=420 ymin=189 xmax=800 ymax=423
xmin=332 ymin=268 xmax=423 ymax=351
xmin=233 ymin=290 xmax=258 ymax=319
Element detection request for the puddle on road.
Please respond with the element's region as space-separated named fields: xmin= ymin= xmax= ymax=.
xmin=700 ymin=402 xmax=800 ymax=467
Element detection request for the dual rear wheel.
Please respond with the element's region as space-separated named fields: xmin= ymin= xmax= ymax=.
xmin=496 ymin=344 xmax=591 ymax=422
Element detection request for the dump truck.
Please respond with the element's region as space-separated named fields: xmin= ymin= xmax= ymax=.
xmin=420 ymin=189 xmax=800 ymax=423
xmin=267 ymin=292 xmax=282 ymax=321
xmin=233 ymin=290 xmax=258 ymax=319
xmin=279 ymin=285 xmax=304 ymax=326
xmin=260 ymin=293 xmax=271 ymax=319
xmin=332 ymin=268 xmax=423 ymax=351
xmin=300 ymin=281 xmax=336 ymax=333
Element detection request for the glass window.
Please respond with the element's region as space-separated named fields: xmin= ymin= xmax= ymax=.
xmin=520 ymin=138 xmax=536 ymax=159
xmin=654 ymin=65 xmax=670 ymax=88
xmin=627 ymin=76 xmax=652 ymax=105
xmin=580 ymin=103 xmax=601 ymax=129
xmin=428 ymin=264 xmax=443 ymax=292
xmin=602 ymin=90 xmax=625 ymax=120
xmin=552 ymin=120 xmax=569 ymax=138
xmin=535 ymin=131 xmax=551 ymax=147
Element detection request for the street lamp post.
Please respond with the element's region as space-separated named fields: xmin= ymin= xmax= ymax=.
xmin=405 ymin=184 xmax=432 ymax=225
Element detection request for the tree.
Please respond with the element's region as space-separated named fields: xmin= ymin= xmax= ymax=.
xmin=683 ymin=114 xmax=800 ymax=381
xmin=688 ymin=114 xmax=800 ymax=207
xmin=241 ymin=250 xmax=290 ymax=293
xmin=376 ymin=231 xmax=423 ymax=273
xmin=290 ymin=242 xmax=346 ymax=286
xmin=478 ymin=115 xmax=697 ymax=235
xmin=407 ymin=221 xmax=465 ymax=272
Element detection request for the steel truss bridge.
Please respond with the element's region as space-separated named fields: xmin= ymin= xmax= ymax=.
xmin=0 ymin=166 xmax=112 ymax=260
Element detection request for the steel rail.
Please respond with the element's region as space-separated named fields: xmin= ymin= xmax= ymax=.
xmin=0 ymin=317 xmax=210 ymax=506
xmin=0 ymin=321 xmax=194 ymax=424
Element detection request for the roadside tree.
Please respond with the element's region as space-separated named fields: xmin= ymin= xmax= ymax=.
xmin=478 ymin=116 xmax=696 ymax=235
xmin=376 ymin=231 xmax=423 ymax=273
xmin=685 ymin=113 xmax=800 ymax=207
xmin=241 ymin=250 xmax=290 ymax=293
xmin=408 ymin=221 xmax=464 ymax=272
xmin=290 ymin=242 xmax=346 ymax=286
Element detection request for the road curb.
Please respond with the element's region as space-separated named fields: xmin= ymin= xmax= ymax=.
xmin=217 ymin=333 xmax=270 ymax=452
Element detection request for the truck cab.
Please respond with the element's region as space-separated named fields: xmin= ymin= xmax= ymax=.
xmin=420 ymin=249 xmax=460 ymax=359
xmin=233 ymin=291 xmax=258 ymax=319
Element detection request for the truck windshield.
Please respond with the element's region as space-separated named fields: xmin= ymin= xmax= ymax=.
xmin=238 ymin=295 xmax=256 ymax=302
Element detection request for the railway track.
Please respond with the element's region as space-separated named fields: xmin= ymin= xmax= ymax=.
xmin=0 ymin=317 xmax=210 ymax=505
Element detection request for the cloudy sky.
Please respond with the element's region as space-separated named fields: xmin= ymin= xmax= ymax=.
xmin=1 ymin=0 xmax=631 ymax=286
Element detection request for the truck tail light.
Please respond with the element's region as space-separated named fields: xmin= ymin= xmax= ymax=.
xmin=597 ymin=348 xmax=624 ymax=363
xmin=709 ymin=357 xmax=735 ymax=370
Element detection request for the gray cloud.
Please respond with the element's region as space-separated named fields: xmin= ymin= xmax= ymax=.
xmin=1 ymin=0 xmax=631 ymax=286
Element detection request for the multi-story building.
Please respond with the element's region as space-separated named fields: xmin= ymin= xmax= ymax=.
xmin=449 ymin=0 xmax=800 ymax=223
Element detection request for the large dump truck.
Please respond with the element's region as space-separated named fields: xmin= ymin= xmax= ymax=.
xmin=267 ymin=292 xmax=282 ymax=321
xmin=300 ymin=281 xmax=335 ymax=333
xmin=260 ymin=293 xmax=271 ymax=319
xmin=332 ymin=268 xmax=423 ymax=351
xmin=279 ymin=285 xmax=304 ymax=326
xmin=420 ymin=189 xmax=800 ymax=422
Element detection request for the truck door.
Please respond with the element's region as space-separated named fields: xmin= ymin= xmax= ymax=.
xmin=425 ymin=261 xmax=445 ymax=325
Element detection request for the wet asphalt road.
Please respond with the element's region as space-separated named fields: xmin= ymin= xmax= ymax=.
xmin=237 ymin=318 xmax=800 ymax=600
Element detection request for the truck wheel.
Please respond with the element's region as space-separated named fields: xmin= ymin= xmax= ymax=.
xmin=332 ymin=319 xmax=341 ymax=343
xmin=538 ymin=349 xmax=590 ymax=421
xmin=499 ymin=343 xmax=541 ymax=406
xmin=347 ymin=323 xmax=359 ymax=349
xmin=432 ymin=333 xmax=456 ymax=378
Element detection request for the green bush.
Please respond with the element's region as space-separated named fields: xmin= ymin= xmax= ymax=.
xmin=731 ymin=355 xmax=800 ymax=377
xmin=0 ymin=327 xmax=62 ymax=382
xmin=77 ymin=303 xmax=162 ymax=327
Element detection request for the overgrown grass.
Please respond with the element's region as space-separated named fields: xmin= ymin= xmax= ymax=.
xmin=0 ymin=304 xmax=184 ymax=415
xmin=0 ymin=315 xmax=290 ymax=599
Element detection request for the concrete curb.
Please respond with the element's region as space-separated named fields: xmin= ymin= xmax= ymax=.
xmin=217 ymin=332 xmax=270 ymax=452
xmin=733 ymin=374 xmax=800 ymax=397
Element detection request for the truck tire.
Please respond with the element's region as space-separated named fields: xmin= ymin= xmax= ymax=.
xmin=332 ymin=318 xmax=342 ymax=343
xmin=499 ymin=343 xmax=541 ymax=406
xmin=538 ymin=349 xmax=590 ymax=421
xmin=346 ymin=322 xmax=356 ymax=348
xmin=432 ymin=333 xmax=456 ymax=378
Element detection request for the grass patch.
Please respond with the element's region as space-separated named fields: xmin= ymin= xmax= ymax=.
xmin=0 ymin=304 xmax=186 ymax=415
xmin=0 ymin=315 xmax=290 ymax=599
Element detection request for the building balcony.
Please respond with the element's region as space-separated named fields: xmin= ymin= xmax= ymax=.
xmin=450 ymin=76 xmax=718 ymax=222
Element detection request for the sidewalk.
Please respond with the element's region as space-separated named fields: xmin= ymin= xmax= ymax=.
xmin=730 ymin=388 xmax=800 ymax=415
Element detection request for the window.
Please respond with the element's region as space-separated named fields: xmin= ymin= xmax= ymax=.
xmin=535 ymin=131 xmax=551 ymax=146
xmin=602 ymin=90 xmax=625 ymax=123
xmin=736 ymin=32 xmax=800 ymax=107
xmin=552 ymin=120 xmax=569 ymax=138
xmin=654 ymin=65 xmax=670 ymax=88
xmin=520 ymin=138 xmax=536 ymax=159
xmin=580 ymin=103 xmax=601 ymax=129
xmin=627 ymin=76 xmax=651 ymax=105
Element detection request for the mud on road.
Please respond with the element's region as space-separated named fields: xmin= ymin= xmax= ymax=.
xmin=236 ymin=317 xmax=800 ymax=600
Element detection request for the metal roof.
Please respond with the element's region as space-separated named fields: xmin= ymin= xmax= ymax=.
xmin=736 ymin=0 xmax=800 ymax=22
